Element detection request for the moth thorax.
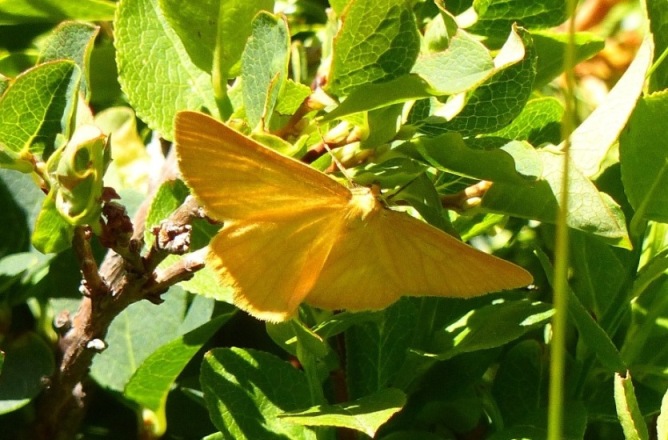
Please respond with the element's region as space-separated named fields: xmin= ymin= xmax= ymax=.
xmin=349 ymin=187 xmax=381 ymax=221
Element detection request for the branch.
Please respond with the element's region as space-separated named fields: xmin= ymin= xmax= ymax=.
xmin=33 ymin=151 xmax=206 ymax=439
xmin=143 ymin=195 xmax=205 ymax=272
xmin=72 ymin=226 xmax=108 ymax=298
xmin=144 ymin=247 xmax=207 ymax=302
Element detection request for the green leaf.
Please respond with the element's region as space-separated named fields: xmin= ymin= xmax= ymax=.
xmin=124 ymin=305 xmax=234 ymax=411
xmin=95 ymin=106 xmax=150 ymax=190
xmin=38 ymin=21 xmax=99 ymax=101
xmin=144 ymin=179 xmax=191 ymax=247
xmin=88 ymin=43 xmax=122 ymax=105
xmin=0 ymin=169 xmax=46 ymax=256
xmin=0 ymin=252 xmax=52 ymax=294
xmin=535 ymin=248 xmax=626 ymax=373
xmin=291 ymin=320 xmax=330 ymax=359
xmin=180 ymin=264 xmax=234 ymax=306
xmin=632 ymin=248 xmax=668 ymax=301
xmin=361 ymin=104 xmax=404 ymax=148
xmin=614 ymin=371 xmax=649 ymax=440
xmin=421 ymin=26 xmax=536 ymax=136
xmin=0 ymin=332 xmax=55 ymax=414
xmin=159 ymin=0 xmax=218 ymax=73
xmin=471 ymin=0 xmax=568 ymax=38
xmin=483 ymin=148 xmax=630 ymax=245
xmin=647 ymin=0 xmax=668 ymax=92
xmin=90 ymin=287 xmax=191 ymax=392
xmin=621 ymin=277 xmax=668 ymax=369
xmin=412 ymin=133 xmax=541 ymax=185
xmin=488 ymin=97 xmax=563 ymax=146
xmin=323 ymin=27 xmax=537 ymax=124
xmin=0 ymin=0 xmax=115 ymax=24
xmin=620 ymin=91 xmax=668 ymax=224
xmin=32 ymin=190 xmax=75 ymax=254
xmin=424 ymin=299 xmax=553 ymax=361
xmin=492 ymin=340 xmax=545 ymax=427
xmin=423 ymin=6 xmax=458 ymax=52
xmin=275 ymin=79 xmax=311 ymax=116
xmin=265 ymin=320 xmax=300 ymax=356
xmin=160 ymin=0 xmax=272 ymax=78
xmin=398 ymin=349 xmax=496 ymax=432
xmin=279 ymin=388 xmax=406 ymax=437
xmin=321 ymin=74 xmax=433 ymax=122
xmin=658 ymin=385 xmax=668 ymax=440
xmin=570 ymin=38 xmax=653 ymax=177
xmin=215 ymin=1 xmax=274 ymax=81
xmin=569 ymin=230 xmax=633 ymax=316
xmin=350 ymin=156 xmax=428 ymax=189
xmin=412 ymin=29 xmax=494 ymax=94
xmin=531 ymin=30 xmax=604 ymax=89
xmin=0 ymin=60 xmax=80 ymax=166
xmin=488 ymin=403 xmax=587 ymax=440
xmin=328 ymin=0 xmax=420 ymax=96
xmin=346 ymin=299 xmax=419 ymax=399
xmin=241 ymin=12 xmax=290 ymax=129
xmin=265 ymin=319 xmax=332 ymax=358
xmin=114 ymin=0 xmax=217 ymax=139
xmin=200 ymin=347 xmax=318 ymax=440
xmin=312 ymin=311 xmax=379 ymax=339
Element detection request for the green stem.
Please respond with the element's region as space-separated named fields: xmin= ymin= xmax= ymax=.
xmin=547 ymin=1 xmax=577 ymax=438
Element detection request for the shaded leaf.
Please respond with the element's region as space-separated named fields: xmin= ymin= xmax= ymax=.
xmin=0 ymin=333 xmax=54 ymax=415
xmin=531 ymin=30 xmax=604 ymax=89
xmin=200 ymin=347 xmax=318 ymax=440
xmin=483 ymin=148 xmax=630 ymax=246
xmin=424 ymin=299 xmax=553 ymax=361
xmin=125 ymin=305 xmax=234 ymax=411
xmin=279 ymin=388 xmax=406 ymax=437
xmin=647 ymin=0 xmax=668 ymax=92
xmin=90 ymin=287 xmax=191 ymax=392
xmin=620 ymin=91 xmax=668 ymax=224
xmin=535 ymin=247 xmax=626 ymax=372
xmin=0 ymin=0 xmax=115 ymax=24
xmin=412 ymin=133 xmax=541 ymax=185
xmin=488 ymin=96 xmax=563 ymax=146
xmin=346 ymin=299 xmax=419 ymax=399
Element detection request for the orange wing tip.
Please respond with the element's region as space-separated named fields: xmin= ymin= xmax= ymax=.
xmin=502 ymin=264 xmax=534 ymax=290
xmin=516 ymin=268 xmax=534 ymax=287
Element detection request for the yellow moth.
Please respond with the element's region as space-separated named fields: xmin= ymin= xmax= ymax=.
xmin=175 ymin=111 xmax=533 ymax=322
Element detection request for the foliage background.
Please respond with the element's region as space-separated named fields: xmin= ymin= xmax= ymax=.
xmin=0 ymin=0 xmax=667 ymax=439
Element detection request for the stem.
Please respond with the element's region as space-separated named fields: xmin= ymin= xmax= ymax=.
xmin=547 ymin=1 xmax=577 ymax=439
xmin=33 ymin=158 xmax=206 ymax=439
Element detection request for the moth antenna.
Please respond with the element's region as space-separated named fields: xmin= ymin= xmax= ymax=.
xmin=315 ymin=125 xmax=356 ymax=186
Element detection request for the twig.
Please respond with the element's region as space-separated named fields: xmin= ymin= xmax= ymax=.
xmin=144 ymin=247 xmax=208 ymax=300
xmin=144 ymin=196 xmax=205 ymax=272
xmin=33 ymin=148 xmax=205 ymax=438
xmin=72 ymin=226 xmax=108 ymax=298
xmin=440 ymin=180 xmax=492 ymax=211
